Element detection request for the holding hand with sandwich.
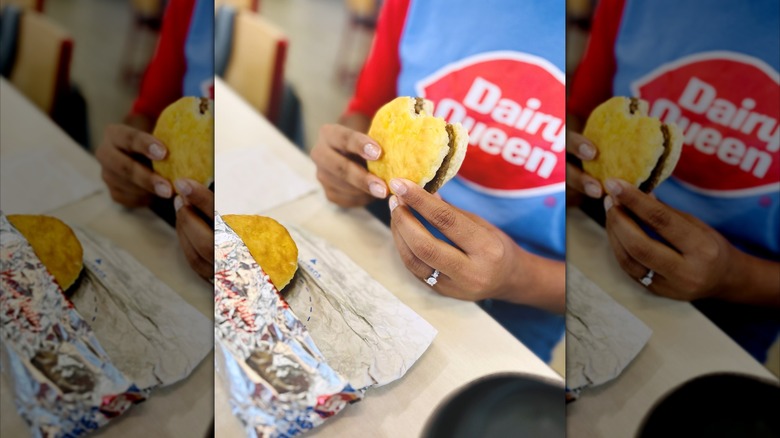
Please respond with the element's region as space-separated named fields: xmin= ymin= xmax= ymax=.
xmin=311 ymin=0 xmax=567 ymax=363
xmin=95 ymin=0 xmax=215 ymax=281
xmin=566 ymin=0 xmax=779 ymax=362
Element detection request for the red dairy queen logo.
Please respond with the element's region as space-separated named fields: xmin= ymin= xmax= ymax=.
xmin=416 ymin=52 xmax=566 ymax=197
xmin=632 ymin=52 xmax=780 ymax=196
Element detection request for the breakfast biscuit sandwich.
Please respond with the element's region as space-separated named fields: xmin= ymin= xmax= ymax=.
xmin=367 ymin=97 xmax=468 ymax=193
xmin=152 ymin=96 xmax=214 ymax=189
xmin=222 ymin=215 xmax=298 ymax=290
xmin=583 ymin=96 xmax=683 ymax=193
xmin=7 ymin=215 xmax=84 ymax=293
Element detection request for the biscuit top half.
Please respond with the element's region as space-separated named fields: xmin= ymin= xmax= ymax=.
xmin=582 ymin=96 xmax=667 ymax=188
xmin=7 ymin=215 xmax=83 ymax=291
xmin=367 ymin=97 xmax=452 ymax=190
xmin=222 ymin=214 xmax=298 ymax=291
xmin=152 ymin=96 xmax=215 ymax=189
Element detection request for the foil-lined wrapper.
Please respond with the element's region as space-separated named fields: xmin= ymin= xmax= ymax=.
xmin=0 ymin=214 xmax=146 ymax=437
xmin=214 ymin=214 xmax=361 ymax=437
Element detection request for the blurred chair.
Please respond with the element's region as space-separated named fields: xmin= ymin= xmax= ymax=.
xmin=3 ymin=7 xmax=89 ymax=149
xmin=0 ymin=0 xmax=43 ymax=12
xmin=214 ymin=4 xmax=236 ymax=77
xmin=216 ymin=5 xmax=304 ymax=149
xmin=222 ymin=8 xmax=287 ymax=125
xmin=334 ymin=0 xmax=381 ymax=89
xmin=0 ymin=4 xmax=22 ymax=76
xmin=8 ymin=9 xmax=72 ymax=115
xmin=119 ymin=0 xmax=166 ymax=87
xmin=215 ymin=0 xmax=259 ymax=12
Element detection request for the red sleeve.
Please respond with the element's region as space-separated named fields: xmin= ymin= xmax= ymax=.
xmin=345 ymin=0 xmax=411 ymax=118
xmin=131 ymin=0 xmax=196 ymax=122
xmin=568 ymin=0 xmax=626 ymax=121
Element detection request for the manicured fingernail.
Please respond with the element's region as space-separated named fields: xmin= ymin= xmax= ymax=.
xmin=369 ymin=182 xmax=386 ymax=198
xmin=174 ymin=178 xmax=192 ymax=196
xmin=604 ymin=195 xmax=614 ymax=212
xmin=584 ymin=181 xmax=601 ymax=198
xmin=604 ymin=179 xmax=622 ymax=195
xmin=389 ymin=178 xmax=407 ymax=195
xmin=388 ymin=195 xmax=399 ymax=212
xmin=155 ymin=181 xmax=172 ymax=198
xmin=174 ymin=195 xmax=183 ymax=212
xmin=579 ymin=143 xmax=595 ymax=160
xmin=363 ymin=143 xmax=380 ymax=160
xmin=149 ymin=143 xmax=166 ymax=160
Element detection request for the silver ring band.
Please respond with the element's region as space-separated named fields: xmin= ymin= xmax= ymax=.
xmin=425 ymin=269 xmax=440 ymax=286
xmin=640 ymin=269 xmax=655 ymax=287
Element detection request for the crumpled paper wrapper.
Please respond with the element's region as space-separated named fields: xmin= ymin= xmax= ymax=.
xmin=70 ymin=228 xmax=212 ymax=389
xmin=566 ymin=265 xmax=652 ymax=395
xmin=0 ymin=213 xmax=212 ymax=436
xmin=214 ymin=213 xmax=436 ymax=437
xmin=285 ymin=225 xmax=437 ymax=389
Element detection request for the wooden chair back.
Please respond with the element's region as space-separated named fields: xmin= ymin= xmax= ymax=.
xmin=215 ymin=0 xmax=259 ymax=13
xmin=345 ymin=0 xmax=380 ymax=19
xmin=131 ymin=0 xmax=166 ymax=18
xmin=0 ymin=0 xmax=43 ymax=12
xmin=223 ymin=10 xmax=286 ymax=123
xmin=9 ymin=10 xmax=72 ymax=114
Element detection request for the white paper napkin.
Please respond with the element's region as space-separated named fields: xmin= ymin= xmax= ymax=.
xmin=566 ymin=265 xmax=652 ymax=391
xmin=215 ymin=146 xmax=317 ymax=214
xmin=0 ymin=150 xmax=102 ymax=214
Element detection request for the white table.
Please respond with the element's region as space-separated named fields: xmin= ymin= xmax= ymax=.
xmin=566 ymin=208 xmax=777 ymax=437
xmin=212 ymin=78 xmax=563 ymax=437
xmin=0 ymin=78 xmax=214 ymax=438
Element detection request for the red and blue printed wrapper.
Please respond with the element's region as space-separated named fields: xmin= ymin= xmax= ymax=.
xmin=214 ymin=213 xmax=362 ymax=437
xmin=0 ymin=214 xmax=146 ymax=437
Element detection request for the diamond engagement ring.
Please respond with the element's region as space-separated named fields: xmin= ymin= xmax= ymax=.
xmin=425 ymin=269 xmax=440 ymax=286
xmin=640 ymin=269 xmax=655 ymax=287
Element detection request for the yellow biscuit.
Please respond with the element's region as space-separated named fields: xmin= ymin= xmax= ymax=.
xmin=368 ymin=97 xmax=468 ymax=193
xmin=583 ymin=96 xmax=682 ymax=192
xmin=223 ymin=215 xmax=298 ymax=290
xmin=152 ymin=97 xmax=214 ymax=189
xmin=7 ymin=215 xmax=83 ymax=291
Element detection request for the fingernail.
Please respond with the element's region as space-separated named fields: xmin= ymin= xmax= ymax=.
xmin=389 ymin=178 xmax=407 ymax=195
xmin=174 ymin=178 xmax=192 ymax=196
xmin=149 ymin=143 xmax=166 ymax=160
xmin=363 ymin=143 xmax=380 ymax=160
xmin=388 ymin=195 xmax=399 ymax=212
xmin=604 ymin=179 xmax=622 ymax=196
xmin=584 ymin=181 xmax=602 ymax=198
xmin=604 ymin=195 xmax=614 ymax=212
xmin=369 ymin=182 xmax=386 ymax=198
xmin=579 ymin=143 xmax=595 ymax=160
xmin=155 ymin=181 xmax=172 ymax=198
xmin=174 ymin=195 xmax=183 ymax=212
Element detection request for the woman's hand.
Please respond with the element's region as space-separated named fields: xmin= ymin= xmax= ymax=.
xmin=566 ymin=130 xmax=603 ymax=199
xmin=602 ymin=178 xmax=776 ymax=303
xmin=310 ymin=124 xmax=388 ymax=207
xmin=173 ymin=179 xmax=214 ymax=282
xmin=387 ymin=178 xmax=565 ymax=313
xmin=95 ymin=124 xmax=173 ymax=208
